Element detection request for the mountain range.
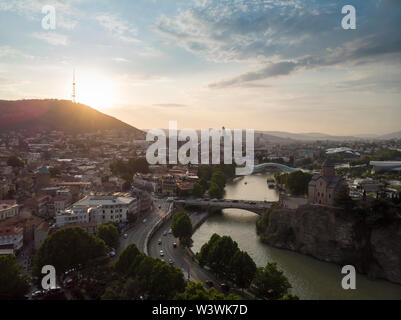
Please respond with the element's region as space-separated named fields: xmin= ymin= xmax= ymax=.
xmin=0 ymin=99 xmax=399 ymax=142
xmin=0 ymin=99 xmax=144 ymax=138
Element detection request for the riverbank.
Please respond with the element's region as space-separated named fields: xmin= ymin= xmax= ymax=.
xmin=256 ymin=204 xmax=401 ymax=285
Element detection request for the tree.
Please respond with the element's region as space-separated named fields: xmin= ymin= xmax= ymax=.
xmin=0 ymin=255 xmax=29 ymax=299
xmin=97 ymin=223 xmax=120 ymax=249
xmin=230 ymin=250 xmax=257 ymax=289
xmin=7 ymin=155 xmax=24 ymax=168
xmin=211 ymin=169 xmax=226 ymax=188
xmin=171 ymin=211 xmax=192 ymax=247
xmin=115 ymin=244 xmax=143 ymax=276
xmin=175 ymin=281 xmax=241 ymax=300
xmin=334 ymin=185 xmax=354 ymax=210
xmin=32 ymin=227 xmax=109 ymax=280
xmin=253 ymin=262 xmax=292 ymax=300
xmin=206 ymin=235 xmax=239 ymax=277
xmin=192 ymin=182 xmax=204 ymax=198
xmin=285 ymin=171 xmax=312 ymax=195
xmin=208 ymin=182 xmax=223 ymax=199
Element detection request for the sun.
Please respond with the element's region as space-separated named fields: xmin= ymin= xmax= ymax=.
xmin=76 ymin=73 xmax=116 ymax=110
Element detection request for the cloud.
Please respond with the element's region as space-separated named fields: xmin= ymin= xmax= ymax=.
xmin=112 ymin=57 xmax=130 ymax=63
xmin=155 ymin=0 xmax=401 ymax=88
xmin=0 ymin=0 xmax=78 ymax=30
xmin=96 ymin=14 xmax=140 ymax=43
xmin=0 ymin=45 xmax=34 ymax=59
xmin=32 ymin=32 xmax=68 ymax=46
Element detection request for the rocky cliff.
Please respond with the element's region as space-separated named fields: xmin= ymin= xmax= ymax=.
xmin=257 ymin=204 xmax=401 ymax=285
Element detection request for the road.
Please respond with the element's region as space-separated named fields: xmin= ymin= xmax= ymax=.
xmin=119 ymin=197 xmax=170 ymax=254
xmin=148 ymin=211 xmax=222 ymax=289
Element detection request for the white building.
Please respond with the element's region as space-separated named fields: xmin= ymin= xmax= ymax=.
xmin=56 ymin=195 xmax=139 ymax=228
xmin=0 ymin=225 xmax=23 ymax=253
xmin=0 ymin=201 xmax=19 ymax=220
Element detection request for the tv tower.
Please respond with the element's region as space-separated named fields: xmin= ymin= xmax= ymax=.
xmin=72 ymin=69 xmax=76 ymax=103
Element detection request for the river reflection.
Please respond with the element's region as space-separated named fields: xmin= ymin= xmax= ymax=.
xmin=192 ymin=173 xmax=401 ymax=300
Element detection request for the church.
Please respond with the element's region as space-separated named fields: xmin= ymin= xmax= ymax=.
xmin=308 ymin=159 xmax=348 ymax=206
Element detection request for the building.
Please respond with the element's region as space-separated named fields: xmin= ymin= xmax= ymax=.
xmin=370 ymin=161 xmax=401 ymax=173
xmin=0 ymin=200 xmax=19 ymax=220
xmin=55 ymin=195 xmax=139 ymax=229
xmin=308 ymin=159 xmax=348 ymax=206
xmin=34 ymin=221 xmax=49 ymax=250
xmin=0 ymin=225 xmax=23 ymax=254
xmin=160 ymin=175 xmax=177 ymax=195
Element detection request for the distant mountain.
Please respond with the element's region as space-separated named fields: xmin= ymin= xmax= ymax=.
xmin=377 ymin=131 xmax=401 ymax=140
xmin=0 ymin=99 xmax=144 ymax=137
xmin=259 ymin=131 xmax=361 ymax=141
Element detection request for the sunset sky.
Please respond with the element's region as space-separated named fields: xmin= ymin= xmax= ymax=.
xmin=0 ymin=0 xmax=400 ymax=135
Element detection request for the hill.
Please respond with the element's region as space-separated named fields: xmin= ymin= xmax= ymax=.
xmin=0 ymin=99 xmax=144 ymax=137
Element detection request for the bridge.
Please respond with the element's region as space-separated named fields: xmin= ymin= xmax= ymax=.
xmin=174 ymin=199 xmax=274 ymax=215
xmin=252 ymin=162 xmax=301 ymax=174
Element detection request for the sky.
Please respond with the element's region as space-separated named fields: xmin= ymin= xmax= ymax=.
xmin=0 ymin=0 xmax=400 ymax=135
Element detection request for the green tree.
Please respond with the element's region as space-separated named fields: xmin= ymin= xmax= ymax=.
xmin=115 ymin=244 xmax=144 ymax=276
xmin=285 ymin=171 xmax=312 ymax=195
xmin=230 ymin=250 xmax=257 ymax=289
xmin=207 ymin=235 xmax=239 ymax=277
xmin=0 ymin=255 xmax=29 ymax=300
xmin=208 ymin=182 xmax=224 ymax=199
xmin=211 ymin=169 xmax=226 ymax=188
xmin=97 ymin=223 xmax=120 ymax=249
xmin=192 ymin=182 xmax=204 ymax=198
xmin=32 ymin=227 xmax=108 ymax=280
xmin=253 ymin=262 xmax=292 ymax=300
xmin=175 ymin=281 xmax=241 ymax=300
xmin=171 ymin=211 xmax=193 ymax=247
xmin=334 ymin=185 xmax=354 ymax=210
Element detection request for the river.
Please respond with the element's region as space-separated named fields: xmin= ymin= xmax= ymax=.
xmin=191 ymin=173 xmax=401 ymax=300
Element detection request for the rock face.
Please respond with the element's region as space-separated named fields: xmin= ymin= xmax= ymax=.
xmin=257 ymin=205 xmax=401 ymax=285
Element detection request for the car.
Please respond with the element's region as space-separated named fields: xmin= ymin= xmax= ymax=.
xmin=159 ymin=205 xmax=161 ymax=209
xmin=109 ymin=250 xmax=116 ymax=257
xmin=159 ymin=250 xmax=164 ymax=257
xmin=205 ymin=280 xmax=214 ymax=288
xmin=123 ymin=233 xmax=128 ymax=239
xmin=168 ymin=228 xmax=172 ymax=234
xmin=168 ymin=259 xmax=174 ymax=264
xmin=173 ymin=242 xmax=177 ymax=248
xmin=32 ymin=290 xmax=45 ymax=299
xmin=143 ymin=219 xmax=147 ymax=223
xmin=158 ymin=239 xmax=162 ymax=245
xmin=163 ymin=230 xmax=168 ymax=236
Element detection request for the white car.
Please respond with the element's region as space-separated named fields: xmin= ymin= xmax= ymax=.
xmin=123 ymin=233 xmax=128 ymax=239
xmin=159 ymin=250 xmax=164 ymax=257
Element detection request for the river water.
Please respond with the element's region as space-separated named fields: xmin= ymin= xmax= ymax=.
xmin=192 ymin=173 xmax=401 ymax=300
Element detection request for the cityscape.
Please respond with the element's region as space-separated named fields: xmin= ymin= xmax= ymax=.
xmin=0 ymin=0 xmax=400 ymax=307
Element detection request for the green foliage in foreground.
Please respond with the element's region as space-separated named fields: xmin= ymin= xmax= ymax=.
xmin=108 ymin=244 xmax=186 ymax=300
xmin=197 ymin=234 xmax=256 ymax=290
xmin=253 ymin=262 xmax=292 ymax=300
xmin=175 ymin=281 xmax=241 ymax=300
xmin=32 ymin=227 xmax=109 ymax=280
xmin=97 ymin=223 xmax=120 ymax=249
xmin=0 ymin=255 xmax=30 ymax=300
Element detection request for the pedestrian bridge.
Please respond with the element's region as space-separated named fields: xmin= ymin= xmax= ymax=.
xmin=174 ymin=199 xmax=273 ymax=215
xmin=252 ymin=162 xmax=300 ymax=174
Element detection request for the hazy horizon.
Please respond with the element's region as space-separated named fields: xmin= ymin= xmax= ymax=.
xmin=1 ymin=0 xmax=400 ymax=135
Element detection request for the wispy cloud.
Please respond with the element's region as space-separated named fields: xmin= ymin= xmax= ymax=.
xmin=96 ymin=14 xmax=140 ymax=43
xmin=32 ymin=32 xmax=68 ymax=46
